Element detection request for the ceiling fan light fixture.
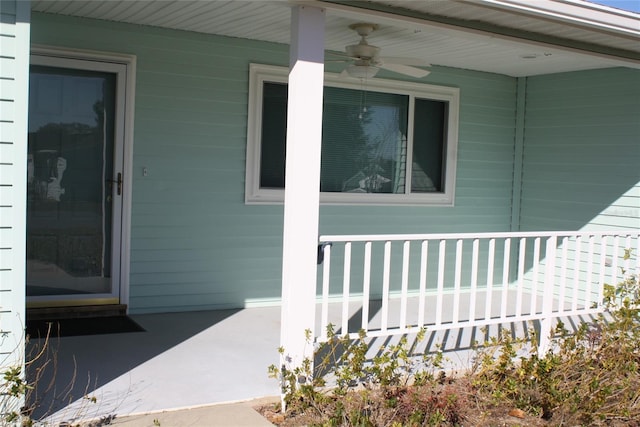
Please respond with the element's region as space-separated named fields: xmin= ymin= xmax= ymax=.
xmin=337 ymin=22 xmax=431 ymax=80
xmin=346 ymin=64 xmax=379 ymax=79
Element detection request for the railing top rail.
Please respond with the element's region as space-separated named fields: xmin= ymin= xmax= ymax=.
xmin=319 ymin=230 xmax=640 ymax=243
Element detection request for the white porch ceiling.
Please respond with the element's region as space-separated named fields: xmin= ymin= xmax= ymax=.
xmin=31 ymin=0 xmax=640 ymax=77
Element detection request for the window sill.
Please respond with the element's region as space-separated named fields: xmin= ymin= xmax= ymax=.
xmin=245 ymin=190 xmax=455 ymax=207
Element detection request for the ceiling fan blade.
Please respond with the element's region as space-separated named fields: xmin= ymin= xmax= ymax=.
xmin=379 ymin=63 xmax=430 ymax=78
xmin=326 ymin=51 xmax=354 ymax=59
xmin=378 ymin=56 xmax=431 ymax=67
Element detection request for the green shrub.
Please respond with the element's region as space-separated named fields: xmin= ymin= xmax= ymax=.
xmin=268 ymin=249 xmax=639 ymax=426
xmin=268 ymin=327 xmax=467 ymax=425
xmin=472 ymin=249 xmax=640 ymax=425
xmin=1 ymin=323 xmax=106 ymax=427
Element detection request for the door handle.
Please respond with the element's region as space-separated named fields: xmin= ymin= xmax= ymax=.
xmin=106 ymin=173 xmax=123 ymax=196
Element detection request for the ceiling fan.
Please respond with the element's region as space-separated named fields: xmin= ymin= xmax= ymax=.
xmin=330 ymin=23 xmax=431 ymax=79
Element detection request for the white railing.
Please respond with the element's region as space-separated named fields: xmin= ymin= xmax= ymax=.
xmin=317 ymin=230 xmax=639 ymax=352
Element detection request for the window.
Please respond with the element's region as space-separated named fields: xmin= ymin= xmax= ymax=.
xmin=245 ymin=64 xmax=459 ymax=206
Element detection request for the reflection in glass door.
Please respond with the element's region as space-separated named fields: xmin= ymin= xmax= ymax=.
xmin=27 ymin=58 xmax=124 ymax=305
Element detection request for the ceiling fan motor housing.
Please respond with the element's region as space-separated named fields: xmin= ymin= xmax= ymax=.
xmin=346 ymin=42 xmax=380 ymax=60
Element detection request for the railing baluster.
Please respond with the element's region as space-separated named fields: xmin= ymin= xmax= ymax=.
xmin=341 ymin=242 xmax=352 ymax=335
xmin=381 ymin=241 xmax=391 ymax=332
xmin=516 ymin=238 xmax=526 ymax=318
xmin=418 ymin=240 xmax=428 ymax=328
xmin=597 ymin=235 xmax=607 ymax=310
xmin=469 ymin=238 xmax=479 ymax=323
xmin=485 ymin=238 xmax=495 ymax=321
xmin=320 ymin=244 xmax=331 ymax=341
xmin=572 ymin=236 xmax=582 ymax=311
xmin=530 ymin=237 xmax=541 ymax=315
xmin=559 ymin=237 xmax=569 ymax=313
xmin=539 ymin=235 xmax=557 ymax=354
xmin=611 ymin=236 xmax=620 ymax=290
xmin=586 ymin=236 xmax=595 ymax=309
xmin=500 ymin=238 xmax=510 ymax=320
xmin=400 ymin=241 xmax=410 ymax=330
xmin=435 ymin=240 xmax=446 ymax=326
xmin=452 ymin=239 xmax=463 ymax=325
xmin=624 ymin=235 xmax=632 ymax=274
xmin=361 ymin=241 xmax=372 ymax=332
xmin=636 ymin=235 xmax=640 ymax=276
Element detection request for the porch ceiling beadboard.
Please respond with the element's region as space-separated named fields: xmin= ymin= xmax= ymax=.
xmin=30 ymin=11 xmax=518 ymax=313
xmin=30 ymin=0 xmax=640 ymax=77
xmin=520 ymin=67 xmax=640 ymax=232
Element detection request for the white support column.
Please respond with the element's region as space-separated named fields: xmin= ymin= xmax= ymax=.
xmin=279 ymin=5 xmax=325 ymax=372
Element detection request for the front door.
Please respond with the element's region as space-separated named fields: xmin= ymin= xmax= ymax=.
xmin=26 ymin=54 xmax=128 ymax=307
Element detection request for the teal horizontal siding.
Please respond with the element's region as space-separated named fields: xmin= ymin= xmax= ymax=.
xmin=32 ymin=12 xmax=518 ymax=313
xmin=520 ymin=68 xmax=640 ymax=232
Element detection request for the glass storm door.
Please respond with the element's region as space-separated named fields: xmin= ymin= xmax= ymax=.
xmin=26 ymin=56 xmax=126 ymax=306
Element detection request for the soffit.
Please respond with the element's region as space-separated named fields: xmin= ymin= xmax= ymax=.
xmin=30 ymin=0 xmax=640 ymax=77
xmin=364 ymin=0 xmax=639 ymax=52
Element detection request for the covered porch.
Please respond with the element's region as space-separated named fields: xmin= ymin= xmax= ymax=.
xmin=1 ymin=0 xmax=638 ymax=423
xmin=28 ymin=228 xmax=639 ymax=422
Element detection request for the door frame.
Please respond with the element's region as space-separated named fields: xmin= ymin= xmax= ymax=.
xmin=27 ymin=46 xmax=136 ymax=310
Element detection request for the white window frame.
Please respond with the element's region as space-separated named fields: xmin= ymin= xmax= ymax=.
xmin=245 ymin=63 xmax=459 ymax=206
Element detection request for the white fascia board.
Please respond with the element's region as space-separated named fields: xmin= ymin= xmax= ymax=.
xmin=476 ymin=0 xmax=640 ymax=38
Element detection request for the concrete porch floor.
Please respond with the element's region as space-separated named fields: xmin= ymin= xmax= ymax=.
xmin=28 ymin=307 xmax=282 ymax=424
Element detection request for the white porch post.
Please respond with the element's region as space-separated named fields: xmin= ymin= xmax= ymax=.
xmin=280 ymin=5 xmax=325 ymax=370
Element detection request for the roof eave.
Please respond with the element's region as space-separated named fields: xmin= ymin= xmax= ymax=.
xmin=317 ymin=0 xmax=640 ymax=64
xmin=476 ymin=0 xmax=640 ymax=38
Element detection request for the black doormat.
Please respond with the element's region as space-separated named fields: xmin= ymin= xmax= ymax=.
xmin=27 ymin=316 xmax=145 ymax=338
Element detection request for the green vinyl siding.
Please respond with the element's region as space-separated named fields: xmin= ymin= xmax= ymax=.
xmin=520 ymin=68 xmax=640 ymax=232
xmin=31 ymin=12 xmax=518 ymax=313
